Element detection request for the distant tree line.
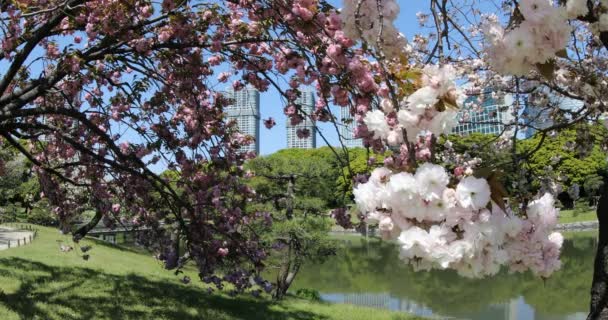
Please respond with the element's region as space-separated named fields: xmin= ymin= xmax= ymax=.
xmin=0 ymin=143 xmax=56 ymax=226
xmin=439 ymin=125 xmax=608 ymax=210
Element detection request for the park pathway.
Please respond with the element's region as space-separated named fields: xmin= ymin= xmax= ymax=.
xmin=0 ymin=226 xmax=35 ymax=250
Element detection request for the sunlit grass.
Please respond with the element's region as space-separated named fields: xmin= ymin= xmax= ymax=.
xmin=559 ymin=209 xmax=597 ymax=224
xmin=0 ymin=224 xmax=425 ymax=320
xmin=561 ymin=230 xmax=598 ymax=239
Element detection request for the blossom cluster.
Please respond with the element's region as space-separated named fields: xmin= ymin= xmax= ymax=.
xmin=340 ymin=0 xmax=407 ymax=58
xmin=566 ymin=0 xmax=589 ymax=18
xmin=363 ymin=64 xmax=463 ymax=145
xmin=3 ymin=0 xmax=375 ymax=294
xmin=354 ymin=165 xmax=563 ymax=278
xmin=482 ymin=0 xmax=571 ymax=75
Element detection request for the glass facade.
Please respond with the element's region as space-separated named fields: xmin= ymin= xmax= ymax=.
xmin=521 ymin=104 xmax=552 ymax=139
xmin=340 ymin=107 xmax=364 ymax=148
xmin=521 ymin=96 xmax=583 ymax=139
xmin=224 ymin=88 xmax=260 ymax=154
xmin=452 ymin=92 xmax=514 ymax=137
xmin=286 ymin=91 xmax=317 ymax=149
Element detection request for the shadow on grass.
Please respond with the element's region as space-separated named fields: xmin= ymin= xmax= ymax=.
xmin=0 ymin=258 xmax=325 ymax=320
xmin=83 ymin=236 xmax=152 ymax=255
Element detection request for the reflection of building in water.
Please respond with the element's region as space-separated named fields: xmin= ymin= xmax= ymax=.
xmin=535 ymin=311 xmax=587 ymax=320
xmin=322 ymin=293 xmax=564 ymax=320
xmin=508 ymin=298 xmax=518 ymax=320
xmin=503 ymin=297 xmax=536 ymax=320
xmin=321 ymin=293 xmax=437 ymax=319
xmin=343 ymin=293 xmax=390 ymax=309
xmin=302 ymin=234 xmax=593 ymax=320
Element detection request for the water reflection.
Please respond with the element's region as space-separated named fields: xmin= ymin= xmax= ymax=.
xmin=294 ymin=232 xmax=597 ymax=320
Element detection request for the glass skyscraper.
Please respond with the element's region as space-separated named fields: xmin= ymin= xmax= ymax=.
xmin=452 ymin=91 xmax=515 ymax=137
xmin=340 ymin=107 xmax=364 ymax=148
xmin=286 ymin=90 xmax=317 ymax=149
xmin=224 ymin=87 xmax=260 ymax=154
xmin=521 ymin=96 xmax=584 ymax=139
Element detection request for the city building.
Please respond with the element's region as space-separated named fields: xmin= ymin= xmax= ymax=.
xmin=452 ymin=90 xmax=515 ymax=137
xmin=286 ymin=90 xmax=317 ymax=149
xmin=520 ymin=102 xmax=552 ymax=139
xmin=224 ymin=87 xmax=261 ymax=154
xmin=521 ymin=95 xmax=584 ymax=139
xmin=339 ymin=107 xmax=364 ymax=148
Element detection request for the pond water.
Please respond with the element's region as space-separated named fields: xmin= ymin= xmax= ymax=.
xmin=293 ymin=232 xmax=597 ymax=320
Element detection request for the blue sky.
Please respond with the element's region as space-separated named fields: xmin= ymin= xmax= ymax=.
xmin=258 ymin=1 xmax=429 ymax=155
xmin=0 ymin=1 xmax=430 ymax=165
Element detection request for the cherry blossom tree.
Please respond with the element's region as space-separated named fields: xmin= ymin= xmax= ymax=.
xmin=0 ymin=0 xmax=380 ymax=293
xmin=2 ymin=0 xmax=608 ymax=317
xmin=336 ymin=0 xmax=608 ymax=318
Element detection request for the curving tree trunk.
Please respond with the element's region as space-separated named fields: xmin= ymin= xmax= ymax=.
xmin=588 ymin=179 xmax=608 ymax=320
xmin=72 ymin=210 xmax=102 ymax=242
xmin=273 ymin=239 xmax=302 ymax=300
xmin=273 ymin=261 xmax=300 ymax=300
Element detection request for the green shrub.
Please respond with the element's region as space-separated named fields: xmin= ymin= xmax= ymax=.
xmin=573 ymin=201 xmax=592 ymax=217
xmin=1 ymin=202 xmax=57 ymax=226
xmin=25 ymin=206 xmax=58 ymax=227
xmin=0 ymin=204 xmax=19 ymax=223
xmin=295 ymin=288 xmax=322 ymax=301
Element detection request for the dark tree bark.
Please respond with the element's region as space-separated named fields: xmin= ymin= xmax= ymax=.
xmin=273 ymin=242 xmax=301 ymax=301
xmin=72 ymin=211 xmax=102 ymax=242
xmin=272 ymin=175 xmax=300 ymax=300
xmin=588 ymin=178 xmax=608 ymax=320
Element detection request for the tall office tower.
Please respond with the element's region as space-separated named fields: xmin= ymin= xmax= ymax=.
xmin=452 ymin=90 xmax=515 ymax=137
xmin=521 ymin=101 xmax=552 ymax=139
xmin=340 ymin=107 xmax=364 ymax=148
xmin=521 ymin=95 xmax=584 ymax=139
xmin=224 ymin=87 xmax=261 ymax=154
xmin=286 ymin=90 xmax=317 ymax=149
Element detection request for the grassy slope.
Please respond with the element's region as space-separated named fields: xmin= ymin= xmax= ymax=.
xmin=558 ymin=209 xmax=597 ymax=224
xmin=560 ymin=230 xmax=598 ymax=239
xmin=0 ymin=224 xmax=423 ymax=320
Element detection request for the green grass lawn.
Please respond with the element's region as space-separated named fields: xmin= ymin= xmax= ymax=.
xmin=0 ymin=224 xmax=424 ymax=320
xmin=558 ymin=209 xmax=597 ymax=224
xmin=561 ymin=229 xmax=598 ymax=239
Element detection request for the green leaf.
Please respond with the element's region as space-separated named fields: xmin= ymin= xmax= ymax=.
xmin=507 ymin=6 xmax=525 ymax=29
xmin=488 ymin=172 xmax=509 ymax=212
xmin=361 ymin=41 xmax=368 ymax=52
xmin=434 ymin=100 xmax=446 ymax=112
xmin=555 ymin=49 xmax=568 ymax=58
xmin=536 ymin=60 xmax=556 ymax=81
xmin=442 ymin=94 xmax=459 ymax=110
xmin=473 ymin=167 xmax=494 ymax=179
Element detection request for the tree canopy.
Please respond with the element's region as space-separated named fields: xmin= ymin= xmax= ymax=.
xmin=519 ymin=125 xmax=608 ymax=188
xmin=2 ymin=0 xmax=608 ymax=314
